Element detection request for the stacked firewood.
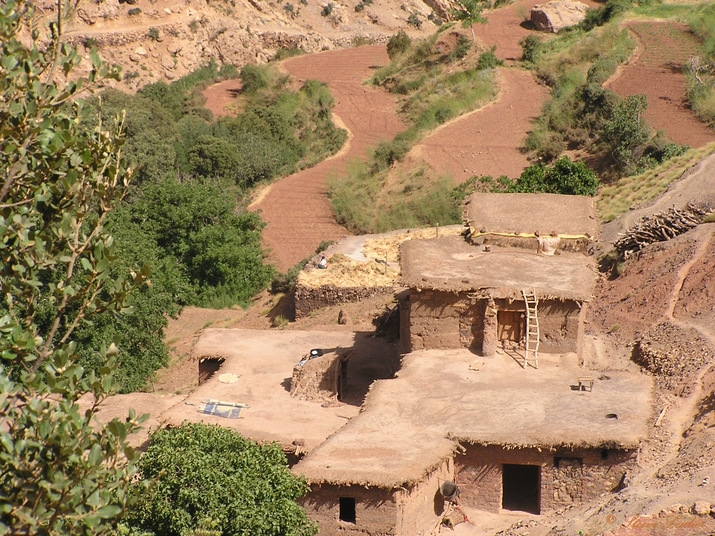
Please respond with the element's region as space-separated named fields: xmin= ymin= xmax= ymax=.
xmin=614 ymin=202 xmax=712 ymax=260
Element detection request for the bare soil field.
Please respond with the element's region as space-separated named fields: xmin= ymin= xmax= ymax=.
xmin=405 ymin=68 xmax=549 ymax=182
xmin=606 ymin=22 xmax=715 ymax=148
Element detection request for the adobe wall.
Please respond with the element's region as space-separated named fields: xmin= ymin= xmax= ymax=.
xmin=468 ymin=234 xmax=594 ymax=255
xmin=301 ymin=459 xmax=454 ymax=536
xmin=403 ymin=290 xmax=484 ymax=353
xmin=456 ymin=444 xmax=638 ymax=514
xmin=300 ymin=483 xmax=398 ymax=536
xmin=290 ymin=351 xmax=349 ymax=403
xmin=395 ymin=459 xmax=453 ymax=535
xmin=507 ymin=298 xmax=581 ymax=354
xmin=294 ymin=284 xmax=393 ymax=318
xmin=405 ymin=290 xmax=582 ymax=354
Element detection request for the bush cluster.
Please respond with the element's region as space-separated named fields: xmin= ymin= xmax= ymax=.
xmin=521 ymin=17 xmax=689 ymax=178
xmin=79 ymin=61 xmax=346 ymax=390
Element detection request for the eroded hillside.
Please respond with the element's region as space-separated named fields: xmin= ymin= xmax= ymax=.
xmin=49 ymin=0 xmax=454 ymax=91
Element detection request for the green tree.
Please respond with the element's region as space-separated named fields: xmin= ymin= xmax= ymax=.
xmin=125 ymin=423 xmax=318 ymax=536
xmin=451 ymin=0 xmax=489 ymax=42
xmin=124 ymin=177 xmax=274 ymax=308
xmin=0 ymin=0 xmax=145 ymax=533
xmin=601 ymin=94 xmax=649 ymax=173
xmin=506 ymin=157 xmax=599 ymax=196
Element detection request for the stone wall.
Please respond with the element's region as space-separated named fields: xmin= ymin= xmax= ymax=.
xmin=456 ymin=444 xmax=638 ymax=514
xmin=405 ymin=290 xmax=583 ymax=355
xmin=294 ymin=284 xmax=393 ymax=318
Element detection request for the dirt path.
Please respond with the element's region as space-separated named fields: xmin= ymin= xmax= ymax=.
xmin=407 ymin=68 xmax=548 ymax=182
xmin=245 ymin=46 xmax=405 ymax=271
xmin=400 ymin=0 xmax=568 ymax=183
xmin=474 ymin=0 xmax=600 ymax=60
xmin=606 ymin=22 xmax=715 ymax=148
xmin=658 ymin=227 xmax=715 ymax=463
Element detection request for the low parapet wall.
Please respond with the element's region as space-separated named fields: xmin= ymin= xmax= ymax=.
xmin=294 ymin=283 xmax=393 ymax=318
xmin=467 ymin=230 xmax=594 ymax=255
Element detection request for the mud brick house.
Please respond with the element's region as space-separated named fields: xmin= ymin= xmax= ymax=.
xmin=292 ymin=193 xmax=652 ymax=535
xmin=399 ymin=192 xmax=600 ymax=357
xmin=294 ymin=349 xmax=652 ymax=535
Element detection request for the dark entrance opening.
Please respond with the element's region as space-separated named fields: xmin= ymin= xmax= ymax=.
xmin=198 ymin=357 xmax=225 ymax=385
xmin=497 ymin=310 xmax=524 ymax=342
xmin=339 ymin=497 xmax=356 ymax=523
xmin=502 ymin=464 xmax=540 ymax=514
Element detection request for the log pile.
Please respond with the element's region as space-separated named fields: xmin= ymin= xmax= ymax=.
xmin=614 ymin=202 xmax=712 ymax=260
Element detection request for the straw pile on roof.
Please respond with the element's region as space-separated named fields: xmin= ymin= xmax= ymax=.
xmin=297 ymin=227 xmax=465 ymax=289
xmin=361 ymin=227 xmax=464 ymax=263
xmin=297 ymin=254 xmax=399 ymax=288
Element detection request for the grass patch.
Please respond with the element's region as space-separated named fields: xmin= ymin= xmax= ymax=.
xmin=596 ymin=142 xmax=715 ymax=222
xmin=330 ymin=163 xmax=461 ymax=234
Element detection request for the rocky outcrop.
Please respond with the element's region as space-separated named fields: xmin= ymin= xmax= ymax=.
xmin=530 ymin=0 xmax=589 ymax=33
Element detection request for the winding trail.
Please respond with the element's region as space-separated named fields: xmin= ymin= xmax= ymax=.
xmin=201 ymin=1 xmax=713 ymax=271
xmin=407 ymin=68 xmax=548 ymax=182
xmin=249 ymin=46 xmax=405 ymax=271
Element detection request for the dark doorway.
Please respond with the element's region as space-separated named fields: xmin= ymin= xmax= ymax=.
xmin=497 ymin=311 xmax=524 ymax=342
xmin=198 ymin=357 xmax=225 ymax=385
xmin=339 ymin=497 xmax=356 ymax=523
xmin=502 ymin=464 xmax=540 ymax=514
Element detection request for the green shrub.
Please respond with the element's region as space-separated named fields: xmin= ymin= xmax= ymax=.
xmin=580 ymin=0 xmax=636 ymax=31
xmin=125 ymin=423 xmax=317 ymax=536
xmin=372 ymin=138 xmax=412 ymax=171
xmin=407 ymin=11 xmax=422 ymax=28
xmin=504 ymin=156 xmax=599 ymax=196
xmin=477 ymin=47 xmax=503 ymax=70
xmin=147 ymin=27 xmax=160 ymax=40
xmin=451 ymin=34 xmax=471 ymax=59
xmin=520 ymin=34 xmax=543 ymax=63
xmin=274 ymin=46 xmax=305 ymax=61
xmin=321 ymin=2 xmax=333 ymax=16
xmin=240 ymin=63 xmax=271 ymax=93
xmin=128 ymin=7 xmax=141 ymax=15
xmin=355 ymin=2 xmax=365 ymax=11
xmin=387 ymin=30 xmax=412 ymax=59
xmin=587 ymin=57 xmax=617 ymax=84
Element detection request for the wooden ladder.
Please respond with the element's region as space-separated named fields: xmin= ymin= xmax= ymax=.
xmin=522 ymin=288 xmax=539 ymax=369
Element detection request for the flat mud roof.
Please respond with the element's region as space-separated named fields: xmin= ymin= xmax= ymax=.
xmin=463 ymin=192 xmax=599 ymax=237
xmin=294 ymin=350 xmax=652 ymax=487
xmin=159 ymin=329 xmax=395 ymax=451
xmin=400 ymin=235 xmax=596 ymax=300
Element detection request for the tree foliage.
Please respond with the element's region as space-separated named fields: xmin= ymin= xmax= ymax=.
xmin=124 ymin=423 xmax=318 ymax=536
xmin=122 ymin=178 xmax=274 ymax=308
xmin=0 ymin=0 xmax=145 ymax=533
xmin=506 ymin=157 xmax=600 ymax=196
xmin=451 ymin=0 xmax=489 ymax=42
